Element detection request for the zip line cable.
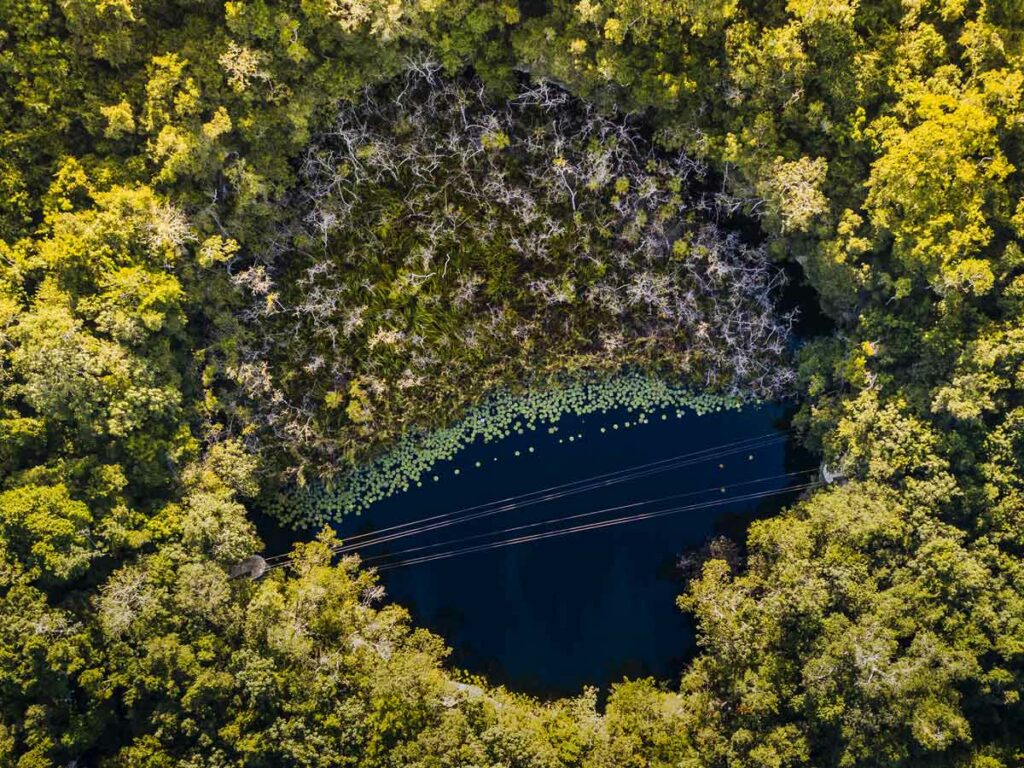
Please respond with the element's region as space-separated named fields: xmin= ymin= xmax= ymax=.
xmin=264 ymin=430 xmax=788 ymax=563
xmin=263 ymin=431 xmax=792 ymax=565
xmin=360 ymin=468 xmax=817 ymax=566
xmin=334 ymin=434 xmax=788 ymax=554
xmin=376 ymin=481 xmax=821 ymax=571
xmin=375 ymin=481 xmax=822 ymax=571
xmin=263 ymin=468 xmax=817 ymax=575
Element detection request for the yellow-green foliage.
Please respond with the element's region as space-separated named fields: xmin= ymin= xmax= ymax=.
xmin=2 ymin=0 xmax=1024 ymax=764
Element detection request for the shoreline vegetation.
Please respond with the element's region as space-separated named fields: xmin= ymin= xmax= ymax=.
xmin=265 ymin=372 xmax=746 ymax=527
xmin=227 ymin=69 xmax=794 ymax=493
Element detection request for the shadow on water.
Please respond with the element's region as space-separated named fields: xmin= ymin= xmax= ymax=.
xmin=256 ymin=401 xmax=815 ymax=699
xmin=779 ymin=259 xmax=836 ymax=344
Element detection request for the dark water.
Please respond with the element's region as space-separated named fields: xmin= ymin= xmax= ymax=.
xmin=257 ymin=402 xmax=813 ymax=698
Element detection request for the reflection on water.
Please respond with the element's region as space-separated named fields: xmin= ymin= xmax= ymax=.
xmin=257 ymin=402 xmax=813 ymax=698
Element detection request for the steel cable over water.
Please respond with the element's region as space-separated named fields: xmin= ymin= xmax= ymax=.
xmin=263 ymin=469 xmax=817 ymax=574
xmin=374 ymin=481 xmax=822 ymax=571
xmin=360 ymin=468 xmax=818 ymax=567
xmin=334 ymin=434 xmax=790 ymax=553
xmin=262 ymin=430 xmax=793 ymax=565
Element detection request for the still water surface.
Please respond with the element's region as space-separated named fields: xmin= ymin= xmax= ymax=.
xmin=258 ymin=402 xmax=812 ymax=697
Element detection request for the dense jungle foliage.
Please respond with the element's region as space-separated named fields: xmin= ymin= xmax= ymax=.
xmin=1 ymin=0 xmax=1023 ymax=766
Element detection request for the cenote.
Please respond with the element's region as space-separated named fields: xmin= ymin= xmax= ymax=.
xmin=257 ymin=398 xmax=815 ymax=698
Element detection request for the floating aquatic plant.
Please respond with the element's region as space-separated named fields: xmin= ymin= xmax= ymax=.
xmin=265 ymin=372 xmax=746 ymax=528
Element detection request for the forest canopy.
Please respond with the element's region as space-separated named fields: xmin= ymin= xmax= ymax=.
xmin=1 ymin=0 xmax=1023 ymax=766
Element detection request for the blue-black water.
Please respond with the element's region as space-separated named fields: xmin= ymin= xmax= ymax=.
xmin=257 ymin=402 xmax=812 ymax=698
